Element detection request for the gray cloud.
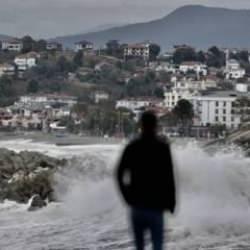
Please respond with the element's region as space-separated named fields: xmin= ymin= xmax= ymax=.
xmin=0 ymin=0 xmax=250 ymax=38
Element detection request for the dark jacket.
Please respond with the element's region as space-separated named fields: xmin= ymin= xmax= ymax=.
xmin=116 ymin=134 xmax=176 ymax=213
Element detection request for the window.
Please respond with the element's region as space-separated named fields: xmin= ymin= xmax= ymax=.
xmin=215 ymin=109 xmax=218 ymax=114
xmin=223 ymin=102 xmax=226 ymax=107
xmin=223 ymin=109 xmax=226 ymax=114
xmin=216 ymin=101 xmax=219 ymax=107
xmin=223 ymin=117 xmax=226 ymax=122
xmin=215 ymin=116 xmax=219 ymax=122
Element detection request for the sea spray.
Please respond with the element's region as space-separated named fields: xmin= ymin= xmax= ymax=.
xmin=0 ymin=139 xmax=250 ymax=249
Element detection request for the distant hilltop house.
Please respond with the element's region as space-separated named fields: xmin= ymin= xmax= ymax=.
xmin=93 ymin=91 xmax=110 ymax=104
xmin=224 ymin=59 xmax=246 ymax=80
xmin=124 ymin=42 xmax=151 ymax=60
xmin=179 ymin=61 xmax=208 ymax=76
xmin=19 ymin=94 xmax=78 ymax=108
xmin=116 ymin=97 xmax=163 ymax=114
xmin=14 ymin=52 xmax=40 ymax=74
xmin=0 ymin=63 xmax=15 ymax=77
xmin=149 ymin=61 xmax=176 ymax=73
xmin=75 ymin=40 xmax=94 ymax=52
xmin=46 ymin=42 xmax=63 ymax=51
xmin=1 ymin=38 xmax=23 ymax=52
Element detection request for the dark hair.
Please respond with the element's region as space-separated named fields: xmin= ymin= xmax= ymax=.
xmin=140 ymin=111 xmax=157 ymax=133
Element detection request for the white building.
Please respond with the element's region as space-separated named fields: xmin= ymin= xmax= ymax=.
xmin=116 ymin=97 xmax=162 ymax=114
xmin=1 ymin=39 xmax=23 ymax=52
xmin=186 ymin=91 xmax=250 ymax=129
xmin=14 ymin=52 xmax=39 ymax=72
xmin=149 ymin=62 xmax=176 ymax=73
xmin=179 ymin=61 xmax=208 ymax=76
xmin=224 ymin=59 xmax=246 ymax=79
xmin=46 ymin=42 xmax=62 ymax=51
xmin=94 ymin=91 xmax=110 ymax=104
xmin=19 ymin=94 xmax=77 ymax=108
xmin=164 ymin=79 xmax=203 ymax=110
xmin=75 ymin=41 xmax=93 ymax=52
xmin=124 ymin=42 xmax=151 ymax=60
xmin=0 ymin=63 xmax=15 ymax=77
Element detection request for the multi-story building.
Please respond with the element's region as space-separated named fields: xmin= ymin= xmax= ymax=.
xmin=18 ymin=94 xmax=77 ymax=108
xmin=124 ymin=42 xmax=151 ymax=60
xmin=186 ymin=87 xmax=250 ymax=129
xmin=46 ymin=42 xmax=62 ymax=51
xmin=164 ymin=79 xmax=202 ymax=110
xmin=149 ymin=62 xmax=176 ymax=73
xmin=179 ymin=61 xmax=208 ymax=76
xmin=93 ymin=91 xmax=110 ymax=104
xmin=0 ymin=63 xmax=15 ymax=77
xmin=75 ymin=41 xmax=93 ymax=52
xmin=224 ymin=59 xmax=246 ymax=79
xmin=14 ymin=52 xmax=40 ymax=72
xmin=116 ymin=97 xmax=163 ymax=119
xmin=1 ymin=39 xmax=23 ymax=52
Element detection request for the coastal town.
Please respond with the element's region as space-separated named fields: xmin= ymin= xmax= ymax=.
xmin=0 ymin=37 xmax=249 ymax=139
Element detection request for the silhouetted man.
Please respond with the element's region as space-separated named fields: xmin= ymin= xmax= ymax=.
xmin=116 ymin=111 xmax=176 ymax=250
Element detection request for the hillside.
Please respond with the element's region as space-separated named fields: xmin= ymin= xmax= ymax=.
xmin=0 ymin=34 xmax=12 ymax=40
xmin=52 ymin=5 xmax=250 ymax=50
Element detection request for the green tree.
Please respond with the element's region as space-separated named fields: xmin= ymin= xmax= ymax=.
xmin=33 ymin=39 xmax=47 ymax=52
xmin=56 ymin=56 xmax=73 ymax=73
xmin=173 ymin=99 xmax=194 ymax=124
xmin=106 ymin=40 xmax=121 ymax=57
xmin=73 ymin=51 xmax=83 ymax=68
xmin=149 ymin=43 xmax=161 ymax=61
xmin=0 ymin=76 xmax=16 ymax=106
xmin=27 ymin=80 xmax=39 ymax=93
xmin=173 ymin=47 xmax=197 ymax=64
xmin=154 ymin=87 xmax=164 ymax=98
xmin=197 ymin=51 xmax=206 ymax=63
xmin=207 ymin=46 xmax=225 ymax=68
xmin=22 ymin=36 xmax=35 ymax=53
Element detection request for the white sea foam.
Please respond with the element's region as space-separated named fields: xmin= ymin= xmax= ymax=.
xmin=0 ymin=139 xmax=250 ymax=249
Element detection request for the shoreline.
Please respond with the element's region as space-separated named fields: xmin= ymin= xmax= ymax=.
xmin=0 ymin=131 xmax=123 ymax=146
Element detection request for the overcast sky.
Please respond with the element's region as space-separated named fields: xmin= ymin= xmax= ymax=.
xmin=1 ymin=0 xmax=250 ymax=39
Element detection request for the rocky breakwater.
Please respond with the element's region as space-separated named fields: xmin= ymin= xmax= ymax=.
xmin=204 ymin=126 xmax=250 ymax=156
xmin=0 ymin=148 xmax=67 ymax=210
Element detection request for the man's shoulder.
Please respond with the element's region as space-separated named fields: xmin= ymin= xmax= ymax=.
xmin=126 ymin=137 xmax=141 ymax=149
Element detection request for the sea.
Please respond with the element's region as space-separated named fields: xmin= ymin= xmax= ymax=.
xmin=0 ymin=139 xmax=250 ymax=250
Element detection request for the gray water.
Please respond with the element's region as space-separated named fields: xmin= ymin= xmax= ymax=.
xmin=0 ymin=139 xmax=250 ymax=250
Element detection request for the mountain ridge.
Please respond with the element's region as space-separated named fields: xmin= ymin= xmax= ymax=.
xmin=51 ymin=5 xmax=250 ymax=50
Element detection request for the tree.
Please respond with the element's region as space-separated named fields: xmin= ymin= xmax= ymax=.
xmin=173 ymin=99 xmax=194 ymax=124
xmin=207 ymin=46 xmax=225 ymax=68
xmin=209 ymin=46 xmax=221 ymax=57
xmin=27 ymin=80 xmax=39 ymax=93
xmin=197 ymin=51 xmax=206 ymax=63
xmin=73 ymin=50 xmax=83 ymax=68
xmin=0 ymin=76 xmax=16 ymax=106
xmin=22 ymin=36 xmax=35 ymax=53
xmin=106 ymin=40 xmax=122 ymax=57
xmin=149 ymin=43 xmax=161 ymax=61
xmin=173 ymin=47 xmax=197 ymax=64
xmin=56 ymin=56 xmax=73 ymax=73
xmin=33 ymin=39 xmax=47 ymax=52
xmin=154 ymin=87 xmax=164 ymax=98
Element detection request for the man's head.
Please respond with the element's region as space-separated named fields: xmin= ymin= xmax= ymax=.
xmin=139 ymin=111 xmax=158 ymax=135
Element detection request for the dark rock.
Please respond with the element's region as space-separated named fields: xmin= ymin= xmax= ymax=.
xmin=28 ymin=194 xmax=47 ymax=211
xmin=0 ymin=148 xmax=67 ymax=205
